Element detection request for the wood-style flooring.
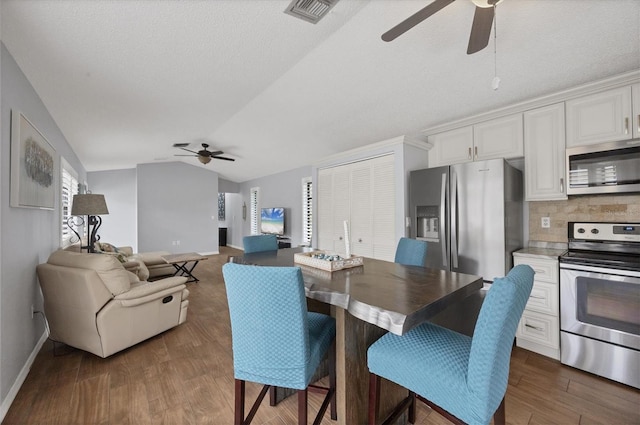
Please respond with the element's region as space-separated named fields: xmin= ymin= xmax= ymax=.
xmin=3 ymin=246 xmax=639 ymax=424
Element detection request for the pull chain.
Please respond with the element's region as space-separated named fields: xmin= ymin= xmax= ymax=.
xmin=491 ymin=3 xmax=500 ymax=90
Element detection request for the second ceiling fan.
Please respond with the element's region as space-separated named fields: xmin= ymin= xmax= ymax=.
xmin=175 ymin=143 xmax=235 ymax=165
xmin=382 ymin=0 xmax=501 ymax=54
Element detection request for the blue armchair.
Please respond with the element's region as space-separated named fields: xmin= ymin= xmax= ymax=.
xmin=242 ymin=234 xmax=278 ymax=254
xmin=222 ymin=263 xmax=337 ymax=425
xmin=394 ymin=237 xmax=428 ymax=267
xmin=367 ymin=264 xmax=534 ymax=425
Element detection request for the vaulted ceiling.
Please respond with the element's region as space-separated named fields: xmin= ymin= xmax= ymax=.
xmin=2 ymin=0 xmax=639 ymax=182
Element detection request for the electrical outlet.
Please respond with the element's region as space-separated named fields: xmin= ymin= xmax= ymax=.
xmin=541 ymin=217 xmax=551 ymax=228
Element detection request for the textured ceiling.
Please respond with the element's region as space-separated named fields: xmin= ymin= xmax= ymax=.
xmin=2 ymin=0 xmax=639 ymax=182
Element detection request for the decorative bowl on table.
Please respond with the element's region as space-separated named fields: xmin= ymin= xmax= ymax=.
xmin=294 ymin=251 xmax=364 ymax=272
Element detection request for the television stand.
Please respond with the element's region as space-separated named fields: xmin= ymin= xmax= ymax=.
xmin=276 ymin=236 xmax=291 ymax=249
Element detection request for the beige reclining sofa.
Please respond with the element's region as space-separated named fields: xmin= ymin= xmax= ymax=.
xmin=92 ymin=243 xmax=176 ymax=280
xmin=37 ymin=249 xmax=189 ymax=358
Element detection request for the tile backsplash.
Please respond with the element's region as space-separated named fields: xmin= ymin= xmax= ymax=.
xmin=528 ymin=194 xmax=640 ymax=243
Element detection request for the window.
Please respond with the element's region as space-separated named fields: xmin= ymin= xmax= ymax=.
xmin=61 ymin=159 xmax=80 ymax=247
xmin=250 ymin=187 xmax=260 ymax=235
xmin=302 ymin=177 xmax=312 ymax=246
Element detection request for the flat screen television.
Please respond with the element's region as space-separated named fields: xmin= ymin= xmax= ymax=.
xmin=261 ymin=207 xmax=285 ymax=236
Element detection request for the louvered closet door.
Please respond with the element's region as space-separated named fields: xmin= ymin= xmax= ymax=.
xmin=317 ymin=169 xmax=334 ymax=252
xmin=331 ymin=165 xmax=351 ymax=255
xmin=316 ymin=153 xmax=396 ymax=261
xmin=371 ymin=155 xmax=396 ymax=262
xmin=349 ymin=161 xmax=373 ymax=258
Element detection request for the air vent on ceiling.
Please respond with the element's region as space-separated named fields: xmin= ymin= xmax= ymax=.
xmin=284 ymin=0 xmax=339 ymax=24
xmin=172 ymin=143 xmax=190 ymax=148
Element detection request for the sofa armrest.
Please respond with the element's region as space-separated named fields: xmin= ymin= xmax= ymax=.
xmin=117 ymin=246 xmax=134 ymax=256
xmin=114 ymin=276 xmax=187 ymax=307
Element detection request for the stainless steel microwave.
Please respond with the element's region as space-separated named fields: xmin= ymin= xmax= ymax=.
xmin=566 ymin=139 xmax=640 ymax=195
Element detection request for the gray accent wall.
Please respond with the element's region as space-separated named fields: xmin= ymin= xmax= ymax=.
xmin=233 ymin=166 xmax=312 ymax=249
xmin=1 ymin=43 xmax=86 ymax=414
xmin=137 ymin=162 xmax=219 ymax=254
xmin=87 ymin=168 xmax=138 ymax=252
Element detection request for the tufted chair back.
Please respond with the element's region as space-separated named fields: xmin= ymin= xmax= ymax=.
xmin=243 ymin=234 xmax=278 ymax=254
xmin=394 ymin=237 xmax=428 ymax=267
xmin=466 ymin=264 xmax=534 ymax=423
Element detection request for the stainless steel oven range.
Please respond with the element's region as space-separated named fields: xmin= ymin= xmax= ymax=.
xmin=560 ymin=222 xmax=640 ymax=389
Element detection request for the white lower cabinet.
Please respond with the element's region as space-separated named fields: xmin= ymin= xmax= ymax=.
xmin=514 ymin=255 xmax=560 ymax=359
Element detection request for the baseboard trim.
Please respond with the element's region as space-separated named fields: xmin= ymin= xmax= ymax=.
xmin=0 ymin=331 xmax=48 ymax=422
xmin=227 ymin=244 xmax=242 ymax=250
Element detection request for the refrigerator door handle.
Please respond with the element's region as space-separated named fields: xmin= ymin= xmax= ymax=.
xmin=440 ymin=173 xmax=448 ymax=268
xmin=451 ymin=170 xmax=458 ymax=269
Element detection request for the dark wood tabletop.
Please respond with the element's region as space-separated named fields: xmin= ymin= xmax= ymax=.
xmin=231 ymin=247 xmax=483 ymax=335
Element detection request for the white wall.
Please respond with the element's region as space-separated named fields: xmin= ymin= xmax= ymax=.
xmin=0 ymin=43 xmax=86 ymax=417
xmin=137 ymin=162 xmax=219 ymax=254
xmin=88 ymin=168 xmax=138 ymax=251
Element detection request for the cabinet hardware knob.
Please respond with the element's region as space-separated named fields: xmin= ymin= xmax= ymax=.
xmin=529 ymin=295 xmax=545 ymax=299
xmin=339 ymin=236 xmax=343 ymax=240
xmin=468 ymin=147 xmax=472 ymax=159
xmin=624 ymin=117 xmax=629 ymax=134
xmin=358 ymin=238 xmax=363 ymax=243
xmin=560 ymin=178 xmax=564 ymax=193
xmin=637 ymin=114 xmax=640 ymax=133
xmin=533 ymin=269 xmax=545 ymax=274
xmin=474 ymin=146 xmax=478 ymax=158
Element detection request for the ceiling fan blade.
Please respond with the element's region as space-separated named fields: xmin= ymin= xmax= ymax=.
xmin=175 ymin=154 xmax=197 ymax=157
xmin=381 ymin=0 xmax=455 ymax=42
xmin=467 ymin=5 xmax=494 ymax=54
xmin=179 ymin=147 xmax=199 ymax=154
xmin=208 ymin=150 xmax=224 ymax=156
xmin=212 ymin=156 xmax=235 ymax=162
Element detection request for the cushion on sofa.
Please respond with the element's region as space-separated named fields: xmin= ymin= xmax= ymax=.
xmin=47 ymin=249 xmax=131 ymax=295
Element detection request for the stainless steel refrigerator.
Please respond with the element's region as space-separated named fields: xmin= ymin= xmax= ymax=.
xmin=409 ymin=158 xmax=523 ymax=282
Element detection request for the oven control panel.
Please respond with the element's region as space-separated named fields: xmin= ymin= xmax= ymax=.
xmin=571 ymin=222 xmax=640 ymax=242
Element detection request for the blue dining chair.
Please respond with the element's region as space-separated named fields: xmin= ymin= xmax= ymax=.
xmin=222 ymin=263 xmax=337 ymax=425
xmin=242 ymin=234 xmax=278 ymax=254
xmin=394 ymin=237 xmax=428 ymax=267
xmin=367 ymin=264 xmax=534 ymax=425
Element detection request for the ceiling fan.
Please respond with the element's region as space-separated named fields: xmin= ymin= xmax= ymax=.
xmin=174 ymin=143 xmax=235 ymax=165
xmin=382 ymin=0 xmax=501 ymax=55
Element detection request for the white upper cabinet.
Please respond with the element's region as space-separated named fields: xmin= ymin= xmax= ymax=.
xmin=473 ymin=114 xmax=524 ymax=161
xmin=566 ymin=86 xmax=633 ymax=147
xmin=428 ymin=114 xmax=523 ymax=167
xmin=524 ymin=103 xmax=567 ymax=201
xmin=633 ymin=83 xmax=640 ymax=139
xmin=428 ymin=126 xmax=474 ymax=166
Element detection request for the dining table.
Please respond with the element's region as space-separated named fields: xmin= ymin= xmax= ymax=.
xmin=231 ymin=247 xmax=483 ymax=425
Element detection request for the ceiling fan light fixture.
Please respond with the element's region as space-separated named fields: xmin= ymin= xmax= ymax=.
xmin=198 ymin=156 xmax=212 ymax=165
xmin=470 ymin=0 xmax=502 ymax=7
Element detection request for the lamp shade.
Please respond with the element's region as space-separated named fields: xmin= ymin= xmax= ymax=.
xmin=71 ymin=194 xmax=109 ymax=215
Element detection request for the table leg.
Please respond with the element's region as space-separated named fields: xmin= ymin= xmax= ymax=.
xmin=335 ymin=307 xmax=409 ymax=425
xmin=171 ymin=261 xmax=200 ymax=283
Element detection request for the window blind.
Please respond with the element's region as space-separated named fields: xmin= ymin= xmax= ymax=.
xmin=250 ymin=187 xmax=260 ymax=235
xmin=61 ymin=162 xmax=79 ymax=247
xmin=302 ymin=178 xmax=312 ymax=245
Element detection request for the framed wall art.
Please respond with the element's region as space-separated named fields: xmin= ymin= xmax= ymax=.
xmin=10 ymin=110 xmax=58 ymax=209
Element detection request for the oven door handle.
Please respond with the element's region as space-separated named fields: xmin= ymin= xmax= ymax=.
xmin=560 ymin=262 xmax=640 ymax=278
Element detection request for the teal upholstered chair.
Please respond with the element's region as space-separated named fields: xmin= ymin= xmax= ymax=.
xmin=367 ymin=264 xmax=534 ymax=425
xmin=222 ymin=263 xmax=337 ymax=425
xmin=394 ymin=237 xmax=428 ymax=267
xmin=242 ymin=234 xmax=278 ymax=254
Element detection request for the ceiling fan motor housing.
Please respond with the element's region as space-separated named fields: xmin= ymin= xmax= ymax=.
xmin=470 ymin=0 xmax=501 ymax=7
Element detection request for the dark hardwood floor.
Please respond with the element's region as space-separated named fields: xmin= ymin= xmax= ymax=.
xmin=3 ymin=246 xmax=639 ymax=424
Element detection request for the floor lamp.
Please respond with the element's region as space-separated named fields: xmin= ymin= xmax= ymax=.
xmin=70 ymin=193 xmax=109 ymax=253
